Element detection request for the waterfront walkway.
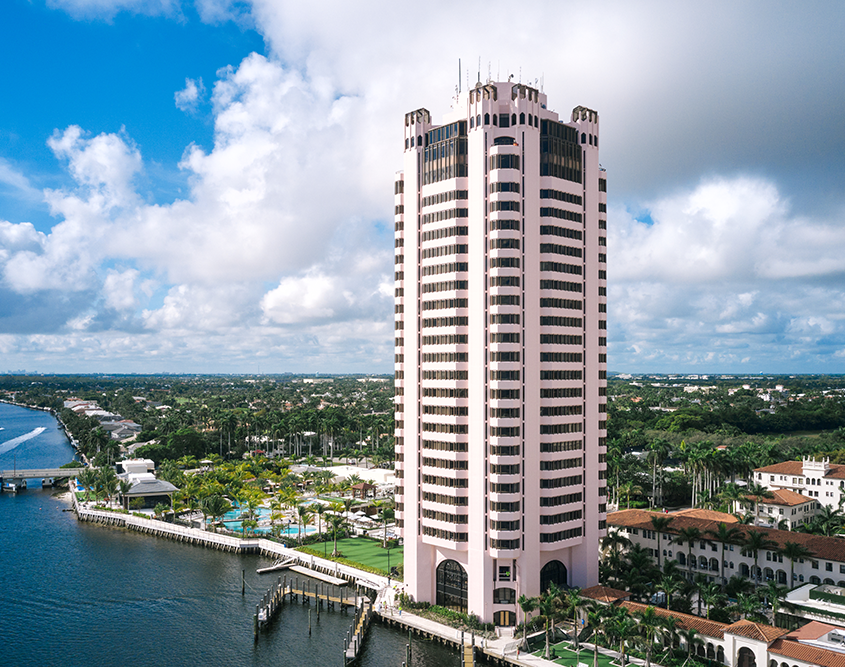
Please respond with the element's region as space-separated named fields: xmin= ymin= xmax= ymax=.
xmin=71 ymin=497 xmax=654 ymax=667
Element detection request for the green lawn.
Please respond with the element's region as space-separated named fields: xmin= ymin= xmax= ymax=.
xmin=533 ymin=642 xmax=616 ymax=667
xmin=330 ymin=537 xmax=403 ymax=572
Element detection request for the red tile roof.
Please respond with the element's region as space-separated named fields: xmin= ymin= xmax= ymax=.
xmin=608 ymin=509 xmax=845 ymax=562
xmin=746 ymin=488 xmax=814 ymax=507
xmin=580 ymin=585 xmax=629 ymax=603
xmin=724 ymin=619 xmax=788 ymax=642
xmin=673 ymin=508 xmax=740 ymax=523
xmin=755 ymin=461 xmax=805 ymax=475
xmin=619 ymin=601 xmax=727 ymax=640
xmin=769 ymin=638 xmax=845 ymax=667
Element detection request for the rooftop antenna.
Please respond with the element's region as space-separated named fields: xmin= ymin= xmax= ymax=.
xmin=519 ymin=67 xmax=522 ymax=84
xmin=487 ymin=61 xmax=491 ymax=83
xmin=477 ymin=57 xmax=481 ymax=86
xmin=458 ymin=58 xmax=461 ymax=93
xmin=497 ymin=60 xmax=500 ymax=81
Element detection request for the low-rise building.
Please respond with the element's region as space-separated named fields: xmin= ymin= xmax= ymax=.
xmin=734 ymin=488 xmax=818 ymax=530
xmin=609 ymin=508 xmax=845 ymax=587
xmin=755 ymin=457 xmax=845 ymax=510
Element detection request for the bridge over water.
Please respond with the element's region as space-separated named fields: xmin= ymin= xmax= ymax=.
xmin=0 ymin=468 xmax=84 ymax=480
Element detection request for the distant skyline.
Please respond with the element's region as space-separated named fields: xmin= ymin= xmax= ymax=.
xmin=1 ymin=1 xmax=845 ymax=374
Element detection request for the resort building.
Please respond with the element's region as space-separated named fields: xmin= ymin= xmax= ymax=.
xmin=755 ymin=457 xmax=845 ymax=510
xmin=609 ymin=508 xmax=845 ymax=588
xmin=734 ymin=488 xmax=819 ymax=530
xmin=394 ymin=80 xmax=607 ymax=625
xmin=582 ymin=585 xmax=845 ymax=667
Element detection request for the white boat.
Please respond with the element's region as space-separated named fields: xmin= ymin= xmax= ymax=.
xmin=3 ymin=479 xmax=26 ymax=493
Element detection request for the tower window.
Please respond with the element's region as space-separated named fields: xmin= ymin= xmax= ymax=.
xmin=519 ymin=112 xmax=525 ymax=125
xmin=484 ymin=113 xmax=490 ymax=125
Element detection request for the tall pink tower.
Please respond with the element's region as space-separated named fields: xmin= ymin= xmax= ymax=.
xmin=394 ymin=80 xmax=607 ymax=626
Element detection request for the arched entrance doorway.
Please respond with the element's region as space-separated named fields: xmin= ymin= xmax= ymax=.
xmin=540 ymin=560 xmax=568 ymax=592
xmin=436 ymin=560 xmax=467 ymax=612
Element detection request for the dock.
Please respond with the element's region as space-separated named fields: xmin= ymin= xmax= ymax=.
xmin=256 ymin=558 xmax=296 ymax=574
xmin=289 ymin=565 xmax=347 ymax=586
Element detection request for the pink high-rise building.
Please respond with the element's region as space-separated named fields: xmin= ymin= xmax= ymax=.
xmin=394 ymin=81 xmax=607 ymax=626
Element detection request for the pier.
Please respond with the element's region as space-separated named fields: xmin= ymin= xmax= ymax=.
xmin=71 ymin=496 xmax=537 ymax=667
xmin=252 ymin=572 xmax=373 ymax=665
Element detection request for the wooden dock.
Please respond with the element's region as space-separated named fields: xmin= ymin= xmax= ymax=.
xmin=254 ymin=574 xmax=362 ymax=638
xmin=343 ymin=598 xmax=373 ymax=665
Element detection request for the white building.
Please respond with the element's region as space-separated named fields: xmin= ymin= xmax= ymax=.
xmin=755 ymin=457 xmax=845 ymax=510
xmin=395 ymin=80 xmax=607 ymax=625
xmin=609 ymin=508 xmax=845 ymax=588
xmin=734 ymin=488 xmax=819 ymax=530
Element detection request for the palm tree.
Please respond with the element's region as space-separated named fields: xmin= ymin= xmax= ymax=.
xmin=649 ymin=515 xmax=674 ymax=570
xmin=634 ymin=605 xmax=665 ymax=667
xmin=118 ymin=478 xmax=133 ymax=509
xmin=517 ymin=594 xmax=537 ymax=649
xmin=296 ymin=504 xmax=312 ymax=544
xmin=619 ymin=481 xmax=644 ymax=509
xmin=536 ymin=585 xmax=562 ymax=660
xmin=328 ymin=514 xmax=345 ymax=556
xmin=609 ymin=611 xmax=637 ymax=667
xmin=762 ymin=580 xmax=788 ymax=619
xmin=312 ymin=503 xmax=327 ymax=554
xmin=699 ymin=582 xmax=724 ymax=619
xmin=563 ymin=586 xmax=586 ymax=650
xmin=780 ymin=541 xmax=811 ymax=588
xmin=706 ymin=522 xmax=744 ymax=585
xmin=601 ymin=529 xmax=632 ymax=583
xmin=203 ymin=494 xmax=231 ymax=532
xmin=678 ymin=627 xmax=703 ymax=666
xmin=77 ymin=468 xmax=98 ymax=502
xmin=658 ymin=574 xmax=683 ymax=610
xmin=378 ymin=506 xmax=395 ymax=548
xmin=586 ymin=604 xmax=607 ymax=667
xmin=740 ymin=530 xmax=777 ymax=584
xmin=674 ymin=526 xmax=702 ymax=579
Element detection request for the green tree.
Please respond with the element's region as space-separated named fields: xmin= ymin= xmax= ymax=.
xmin=517 ymin=594 xmax=537 ymax=649
xmin=649 ymin=515 xmax=674 ymax=570
xmin=779 ymin=541 xmax=811 ymax=588
xmin=740 ymin=531 xmax=777 ymax=585
xmin=673 ymin=526 xmax=702 ymax=579
xmin=634 ymin=605 xmax=665 ymax=667
xmin=706 ymin=522 xmax=744 ymax=586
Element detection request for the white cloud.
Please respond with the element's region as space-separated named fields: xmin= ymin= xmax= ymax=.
xmin=608 ymin=176 xmax=845 ymax=371
xmin=102 ymin=268 xmax=139 ymax=311
xmin=174 ymin=77 xmax=205 ymax=112
xmin=0 ymin=159 xmax=41 ymax=201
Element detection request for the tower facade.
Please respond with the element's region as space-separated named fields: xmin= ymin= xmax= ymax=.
xmin=394 ymin=81 xmax=607 ymax=626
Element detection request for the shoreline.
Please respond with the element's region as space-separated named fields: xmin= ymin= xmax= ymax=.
xmin=0 ymin=398 xmax=83 ymax=460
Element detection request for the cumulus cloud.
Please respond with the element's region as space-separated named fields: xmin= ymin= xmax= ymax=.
xmin=174 ymin=77 xmax=205 ymax=112
xmin=4 ymin=0 xmax=845 ymax=372
xmin=609 ymin=176 xmax=845 ymax=372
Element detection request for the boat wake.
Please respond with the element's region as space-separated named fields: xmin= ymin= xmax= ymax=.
xmin=0 ymin=427 xmax=47 ymax=456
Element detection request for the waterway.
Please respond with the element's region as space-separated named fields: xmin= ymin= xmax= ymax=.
xmin=0 ymin=402 xmax=459 ymax=666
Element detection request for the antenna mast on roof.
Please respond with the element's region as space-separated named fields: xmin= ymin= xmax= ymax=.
xmin=458 ymin=58 xmax=461 ymax=93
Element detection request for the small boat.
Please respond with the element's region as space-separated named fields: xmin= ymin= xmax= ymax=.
xmin=42 ymin=478 xmax=54 ymax=488
xmin=3 ymin=479 xmax=26 ymax=493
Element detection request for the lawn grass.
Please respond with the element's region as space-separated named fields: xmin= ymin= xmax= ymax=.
xmin=532 ymin=642 xmax=616 ymax=667
xmin=331 ymin=537 xmax=403 ymax=572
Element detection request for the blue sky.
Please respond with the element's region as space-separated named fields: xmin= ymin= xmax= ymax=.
xmin=1 ymin=0 xmax=845 ymax=374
